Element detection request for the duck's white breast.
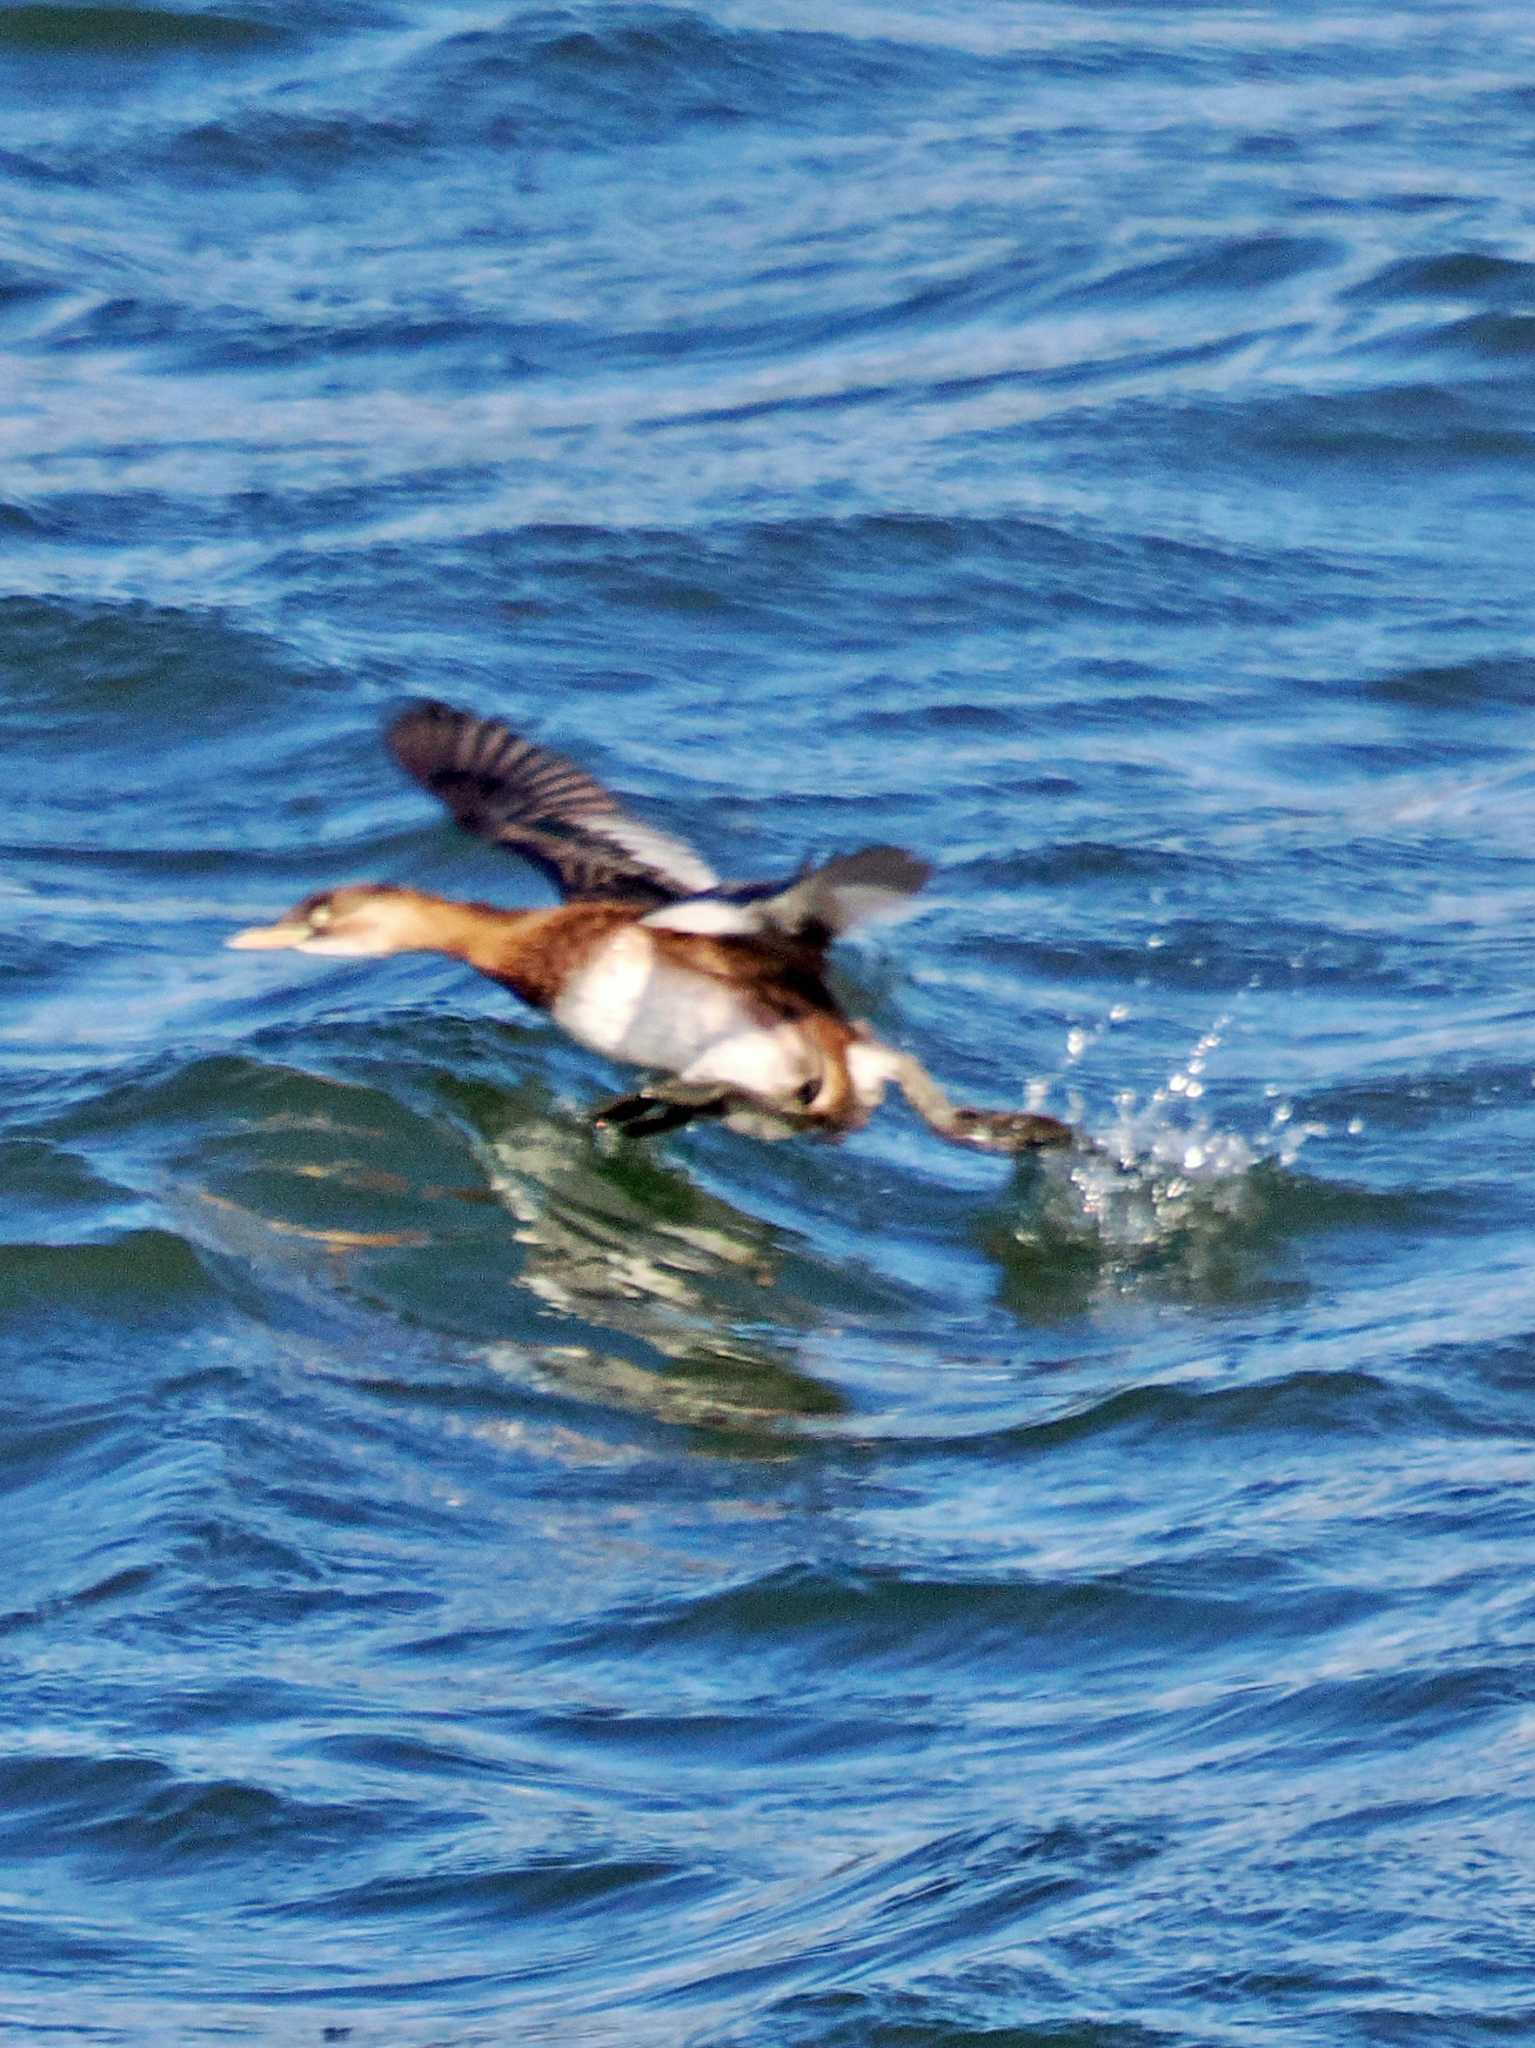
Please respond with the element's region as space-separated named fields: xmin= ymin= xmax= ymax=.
xmin=552 ymin=926 xmax=815 ymax=1098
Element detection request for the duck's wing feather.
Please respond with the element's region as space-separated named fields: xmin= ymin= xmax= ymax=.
xmin=387 ymin=700 xmax=719 ymax=904
xmin=643 ymin=845 xmax=930 ymax=946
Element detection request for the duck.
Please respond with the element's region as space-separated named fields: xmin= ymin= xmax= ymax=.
xmin=228 ymin=700 xmax=1075 ymax=1152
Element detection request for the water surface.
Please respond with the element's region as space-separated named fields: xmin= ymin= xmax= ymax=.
xmin=4 ymin=2 xmax=1535 ymax=2042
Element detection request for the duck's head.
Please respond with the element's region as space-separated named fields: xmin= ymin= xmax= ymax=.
xmin=227 ymin=885 xmax=436 ymax=958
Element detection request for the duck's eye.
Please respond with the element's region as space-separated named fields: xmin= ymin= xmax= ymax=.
xmin=307 ymin=901 xmax=333 ymax=930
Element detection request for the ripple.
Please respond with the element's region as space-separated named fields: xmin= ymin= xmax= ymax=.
xmin=80 ymin=1772 xmax=388 ymax=1872
xmin=0 ymin=1910 xmax=142 ymax=1973
xmin=169 ymin=107 xmax=427 ymax=183
xmin=1364 ymin=310 xmax=1535 ymax=370
xmin=1349 ymin=251 xmax=1535 ymax=308
xmin=1007 ymin=1366 xmax=1478 ymax=1455
xmin=278 ymin=1852 xmax=703 ymax=1929
xmin=1243 ymin=384 xmax=1535 ymax=467
xmin=735 ymin=1994 xmax=1172 ymax=2048
xmin=0 ymin=1226 xmax=213 ymax=1313
xmin=410 ymin=7 xmax=1000 ymax=152
xmin=1062 ymin=232 xmax=1342 ymax=308
xmin=0 ymin=4 xmax=288 ymax=59
xmin=1364 ymin=655 xmax=1535 ymax=714
xmin=554 ymin=1559 xmax=1370 ymax=1685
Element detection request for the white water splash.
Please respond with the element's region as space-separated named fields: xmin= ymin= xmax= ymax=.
xmin=1018 ymin=1008 xmax=1325 ymax=1259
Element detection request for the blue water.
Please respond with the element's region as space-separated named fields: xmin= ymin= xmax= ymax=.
xmin=5 ymin=1 xmax=1535 ymax=2041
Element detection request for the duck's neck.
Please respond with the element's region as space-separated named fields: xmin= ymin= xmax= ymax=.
xmin=401 ymin=894 xmax=541 ymax=973
xmin=408 ymin=894 xmax=641 ymax=1010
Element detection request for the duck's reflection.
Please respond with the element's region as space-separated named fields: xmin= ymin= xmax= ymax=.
xmin=466 ymin=1084 xmax=845 ymax=1434
xmin=187 ymin=1061 xmax=844 ymax=1436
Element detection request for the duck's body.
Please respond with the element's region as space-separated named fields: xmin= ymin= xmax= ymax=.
xmin=228 ymin=702 xmax=1072 ymax=1152
xmin=555 ymin=919 xmax=840 ymax=1104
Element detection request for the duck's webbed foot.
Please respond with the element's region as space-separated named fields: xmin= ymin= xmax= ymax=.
xmin=589 ymin=1079 xmax=734 ymax=1138
xmin=590 ymin=1078 xmax=822 ymax=1143
xmin=941 ymin=1107 xmax=1076 ymax=1154
xmin=883 ymin=1049 xmax=1077 ymax=1154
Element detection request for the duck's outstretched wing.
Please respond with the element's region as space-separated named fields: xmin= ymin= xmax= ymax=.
xmin=387 ymin=700 xmax=719 ymax=905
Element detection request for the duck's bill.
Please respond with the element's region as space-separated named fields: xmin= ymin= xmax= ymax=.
xmin=226 ymin=919 xmax=309 ymax=950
